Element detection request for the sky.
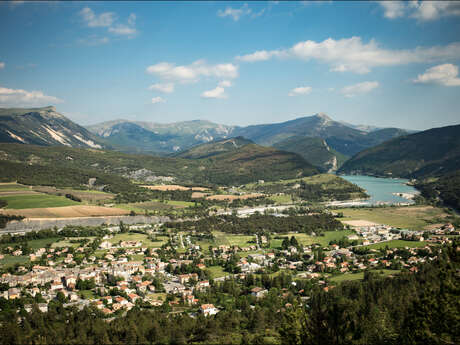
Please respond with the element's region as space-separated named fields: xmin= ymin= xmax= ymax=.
xmin=1 ymin=1 xmax=460 ymax=130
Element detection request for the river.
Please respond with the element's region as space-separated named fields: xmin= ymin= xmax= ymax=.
xmin=340 ymin=175 xmax=419 ymax=206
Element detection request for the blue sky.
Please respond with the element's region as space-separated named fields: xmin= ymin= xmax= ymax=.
xmin=1 ymin=1 xmax=460 ymax=130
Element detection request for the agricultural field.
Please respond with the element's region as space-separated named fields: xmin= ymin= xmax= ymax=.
xmin=117 ymin=199 xmax=195 ymax=213
xmin=0 ymin=254 xmax=29 ymax=268
xmin=339 ymin=205 xmax=448 ymax=230
xmin=0 ymin=193 xmax=79 ymax=209
xmin=329 ymin=269 xmax=400 ymax=283
xmin=0 ymin=183 xmax=32 ymax=192
xmin=108 ymin=233 xmax=168 ymax=248
xmin=361 ymin=240 xmax=428 ymax=250
xmin=270 ymin=230 xmax=354 ymax=249
xmin=33 ymin=186 xmax=115 ymax=203
xmin=0 ymin=205 xmax=129 ymax=218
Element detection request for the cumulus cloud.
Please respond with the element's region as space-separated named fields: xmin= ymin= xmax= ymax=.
xmin=413 ymin=64 xmax=460 ymax=86
xmin=79 ymin=7 xmax=137 ymax=37
xmin=0 ymin=85 xmax=63 ymax=107
xmin=340 ymin=81 xmax=379 ymax=97
xmin=237 ymin=37 xmax=460 ymax=74
xmin=0 ymin=62 xmax=4 ymax=69
xmin=79 ymin=7 xmax=116 ymax=28
xmin=378 ymin=1 xmax=460 ymax=21
xmin=108 ymin=13 xmax=137 ymax=36
xmin=146 ymin=60 xmax=238 ymax=84
xmin=217 ymin=3 xmax=252 ymax=21
xmin=379 ymin=1 xmax=406 ymax=19
xmin=288 ymin=86 xmax=312 ymax=96
xmin=201 ymin=86 xmax=226 ymax=99
xmin=149 ymin=83 xmax=175 ymax=93
xmin=151 ymin=96 xmax=165 ymax=104
xmin=218 ymin=80 xmax=233 ymax=87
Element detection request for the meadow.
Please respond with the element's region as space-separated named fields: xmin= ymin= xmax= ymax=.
xmin=329 ymin=269 xmax=400 ymax=283
xmin=339 ymin=205 xmax=448 ymax=229
xmin=0 ymin=194 xmax=79 ymax=209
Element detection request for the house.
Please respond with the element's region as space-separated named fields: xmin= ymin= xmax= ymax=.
xmin=99 ymin=241 xmax=112 ymax=249
xmin=251 ymin=287 xmax=268 ymax=298
xmin=200 ymin=304 xmax=219 ymax=316
xmin=178 ymin=273 xmax=198 ymax=284
xmin=8 ymin=288 xmax=20 ymax=300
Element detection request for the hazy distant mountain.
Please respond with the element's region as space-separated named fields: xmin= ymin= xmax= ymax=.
xmin=338 ymin=124 xmax=460 ymax=178
xmin=0 ymin=106 xmax=105 ymax=149
xmin=87 ymin=119 xmax=236 ymax=154
xmin=88 ymin=113 xmax=410 ymax=161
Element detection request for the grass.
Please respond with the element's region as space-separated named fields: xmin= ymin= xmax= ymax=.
xmin=226 ymin=235 xmax=255 ymax=248
xmin=79 ymin=290 xmax=96 ymax=300
xmin=0 ymin=194 xmax=79 ymax=209
xmin=269 ymin=230 xmax=354 ymax=249
xmin=207 ymin=266 xmax=228 ymax=279
xmin=329 ymin=269 xmax=400 ymax=283
xmin=362 ymin=240 xmax=428 ymax=250
xmin=108 ymin=233 xmax=168 ymax=248
xmin=339 ymin=205 xmax=448 ymax=230
xmin=0 ymin=254 xmax=29 ymax=268
xmin=0 ymin=183 xmax=30 ymax=191
xmin=269 ymin=194 xmax=293 ymax=204
xmin=0 ymin=237 xmax=60 ymax=250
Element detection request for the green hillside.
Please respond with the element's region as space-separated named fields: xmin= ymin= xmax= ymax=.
xmin=273 ymin=136 xmax=349 ymax=172
xmin=0 ymin=142 xmax=319 ymax=188
xmin=338 ymin=124 xmax=460 ymax=179
xmin=175 ymin=136 xmax=254 ymax=159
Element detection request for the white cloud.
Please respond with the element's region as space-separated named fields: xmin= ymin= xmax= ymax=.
xmin=218 ymin=80 xmax=233 ymax=87
xmin=108 ymin=13 xmax=137 ymax=37
xmin=0 ymin=85 xmax=63 ymax=107
xmin=201 ymin=86 xmax=226 ymax=99
xmin=288 ymin=86 xmax=312 ymax=96
xmin=340 ymin=81 xmax=379 ymax=97
xmin=413 ymin=63 xmax=460 ymax=86
xmin=217 ymin=3 xmax=252 ymax=21
xmin=0 ymin=62 xmax=4 ymax=69
xmin=108 ymin=25 xmax=137 ymax=36
xmin=378 ymin=1 xmax=460 ymax=21
xmin=237 ymin=37 xmax=460 ymax=74
xmin=151 ymin=96 xmax=165 ymax=104
xmin=379 ymin=1 xmax=406 ymax=19
xmin=79 ymin=8 xmax=137 ymax=37
xmin=149 ymin=83 xmax=175 ymax=93
xmin=79 ymin=7 xmax=116 ymax=28
xmin=146 ymin=60 xmax=238 ymax=84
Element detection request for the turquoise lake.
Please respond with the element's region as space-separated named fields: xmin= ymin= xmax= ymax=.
xmin=340 ymin=175 xmax=419 ymax=205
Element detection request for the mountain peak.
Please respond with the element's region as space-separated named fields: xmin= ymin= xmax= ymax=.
xmin=314 ymin=112 xmax=332 ymax=121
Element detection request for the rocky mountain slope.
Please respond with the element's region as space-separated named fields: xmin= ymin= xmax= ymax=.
xmin=0 ymin=106 xmax=105 ymax=149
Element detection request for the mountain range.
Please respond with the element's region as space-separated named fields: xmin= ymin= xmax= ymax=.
xmin=86 ymin=111 xmax=411 ymax=171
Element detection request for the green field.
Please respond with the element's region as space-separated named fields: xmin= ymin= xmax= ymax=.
xmin=207 ymin=266 xmax=227 ymax=279
xmin=226 ymin=235 xmax=255 ymax=248
xmin=0 ymin=194 xmax=79 ymax=209
xmin=0 ymin=183 xmax=31 ymax=191
xmin=0 ymin=254 xmax=29 ymax=268
xmin=329 ymin=269 xmax=400 ymax=283
xmin=270 ymin=230 xmax=354 ymax=249
xmin=339 ymin=205 xmax=448 ymax=230
xmin=109 ymin=233 xmax=168 ymax=248
xmin=269 ymin=194 xmax=293 ymax=204
xmin=361 ymin=240 xmax=428 ymax=250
